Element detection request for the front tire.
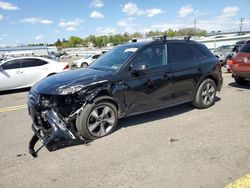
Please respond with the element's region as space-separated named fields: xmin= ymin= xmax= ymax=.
xmin=76 ymin=101 xmax=118 ymax=140
xmin=192 ymin=78 xmax=216 ymax=109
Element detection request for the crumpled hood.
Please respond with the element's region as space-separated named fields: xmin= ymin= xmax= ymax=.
xmin=32 ymin=68 xmax=112 ymax=95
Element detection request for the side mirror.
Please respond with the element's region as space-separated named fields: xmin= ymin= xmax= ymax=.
xmin=0 ymin=65 xmax=3 ymax=71
xmin=130 ymin=62 xmax=149 ymax=76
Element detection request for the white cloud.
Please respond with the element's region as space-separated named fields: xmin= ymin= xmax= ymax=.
xmin=122 ymin=2 xmax=143 ymax=16
xmin=90 ymin=0 xmax=103 ymax=8
xmin=96 ymin=27 xmax=116 ymax=35
xmin=35 ymin=35 xmax=44 ymax=40
xmin=0 ymin=1 xmax=19 ymax=10
xmin=122 ymin=2 xmax=164 ymax=17
xmin=20 ymin=17 xmax=41 ymax=24
xmin=178 ymin=5 xmax=194 ymax=17
xmin=90 ymin=11 xmax=104 ymax=19
xmin=20 ymin=17 xmax=53 ymax=25
xmin=218 ymin=6 xmax=239 ymax=19
xmin=0 ymin=14 xmax=3 ymax=20
xmin=145 ymin=8 xmax=165 ymax=17
xmin=59 ymin=18 xmax=83 ymax=31
xmin=41 ymin=19 xmax=53 ymax=24
xmin=66 ymin=27 xmax=77 ymax=31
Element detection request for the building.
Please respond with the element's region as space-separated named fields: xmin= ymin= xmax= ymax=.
xmin=0 ymin=46 xmax=57 ymax=58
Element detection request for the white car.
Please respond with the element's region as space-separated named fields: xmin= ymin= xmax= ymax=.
xmin=0 ymin=57 xmax=69 ymax=91
xmin=73 ymin=54 xmax=101 ymax=68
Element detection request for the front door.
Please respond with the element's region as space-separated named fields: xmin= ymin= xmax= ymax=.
xmin=0 ymin=59 xmax=25 ymax=91
xmin=123 ymin=43 xmax=173 ymax=115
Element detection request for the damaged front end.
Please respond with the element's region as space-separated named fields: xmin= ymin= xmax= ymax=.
xmin=28 ymin=89 xmax=89 ymax=157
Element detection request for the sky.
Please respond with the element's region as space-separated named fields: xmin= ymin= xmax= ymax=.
xmin=0 ymin=0 xmax=249 ymax=46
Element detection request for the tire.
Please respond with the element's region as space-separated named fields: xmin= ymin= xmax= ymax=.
xmin=235 ymin=77 xmax=248 ymax=85
xmin=192 ymin=78 xmax=216 ymax=109
xmin=81 ymin=62 xmax=88 ymax=68
xmin=76 ymin=100 xmax=118 ymax=140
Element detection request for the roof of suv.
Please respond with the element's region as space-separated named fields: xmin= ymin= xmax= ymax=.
xmin=124 ymin=38 xmax=197 ymax=49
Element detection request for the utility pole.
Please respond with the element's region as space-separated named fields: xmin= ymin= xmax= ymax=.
xmin=194 ymin=19 xmax=197 ymax=30
xmin=239 ymin=18 xmax=244 ymax=35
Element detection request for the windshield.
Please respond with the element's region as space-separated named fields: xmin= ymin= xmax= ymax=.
xmin=89 ymin=45 xmax=139 ymax=72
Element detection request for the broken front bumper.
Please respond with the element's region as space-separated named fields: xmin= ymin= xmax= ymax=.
xmin=28 ymin=108 xmax=85 ymax=157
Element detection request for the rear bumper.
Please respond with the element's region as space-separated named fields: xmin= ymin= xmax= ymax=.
xmin=28 ymin=108 xmax=85 ymax=157
xmin=232 ymin=70 xmax=250 ymax=79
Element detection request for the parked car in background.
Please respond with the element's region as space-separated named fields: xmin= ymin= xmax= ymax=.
xmin=0 ymin=57 xmax=69 ymax=91
xmin=73 ymin=53 xmax=101 ymax=68
xmin=27 ymin=36 xmax=223 ymax=156
xmin=233 ymin=40 xmax=247 ymax=53
xmin=226 ymin=59 xmax=234 ymax=72
xmin=231 ymin=41 xmax=250 ymax=84
xmin=214 ymin=45 xmax=235 ymax=66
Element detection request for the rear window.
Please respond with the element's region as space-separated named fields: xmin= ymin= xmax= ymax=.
xmin=240 ymin=44 xmax=250 ymax=53
xmin=22 ymin=58 xmax=47 ymax=68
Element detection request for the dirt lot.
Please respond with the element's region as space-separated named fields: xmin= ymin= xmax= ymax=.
xmin=0 ymin=71 xmax=250 ymax=188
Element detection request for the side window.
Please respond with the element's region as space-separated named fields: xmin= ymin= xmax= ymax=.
xmin=131 ymin=44 xmax=167 ymax=68
xmin=190 ymin=45 xmax=207 ymax=60
xmin=22 ymin=59 xmax=47 ymax=68
xmin=2 ymin=60 xmax=21 ymax=70
xmin=92 ymin=54 xmax=100 ymax=59
xmin=168 ymin=43 xmax=193 ymax=64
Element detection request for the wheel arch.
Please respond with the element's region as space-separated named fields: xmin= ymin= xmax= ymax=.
xmin=194 ymin=74 xmax=219 ymax=97
xmin=92 ymin=91 xmax=123 ymax=118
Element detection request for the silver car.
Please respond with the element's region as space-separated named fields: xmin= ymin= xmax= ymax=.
xmin=213 ymin=45 xmax=235 ymax=66
xmin=0 ymin=57 xmax=69 ymax=91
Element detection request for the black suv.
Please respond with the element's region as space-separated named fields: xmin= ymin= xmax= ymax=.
xmin=28 ymin=36 xmax=223 ymax=156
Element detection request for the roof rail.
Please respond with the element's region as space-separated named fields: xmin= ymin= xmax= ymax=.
xmin=130 ymin=35 xmax=191 ymax=43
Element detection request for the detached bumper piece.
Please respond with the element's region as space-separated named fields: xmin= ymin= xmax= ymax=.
xmin=29 ymin=109 xmax=85 ymax=157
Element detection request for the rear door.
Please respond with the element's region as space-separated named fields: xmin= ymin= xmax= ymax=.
xmin=0 ymin=59 xmax=25 ymax=90
xmin=168 ymin=42 xmax=207 ymax=102
xmin=21 ymin=58 xmax=48 ymax=86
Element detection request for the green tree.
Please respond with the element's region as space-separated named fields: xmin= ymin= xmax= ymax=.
xmin=166 ymin=29 xmax=175 ymax=37
xmin=55 ymin=39 xmax=61 ymax=47
xmin=68 ymin=36 xmax=83 ymax=47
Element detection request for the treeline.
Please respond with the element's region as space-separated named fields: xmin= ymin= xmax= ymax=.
xmin=29 ymin=28 xmax=207 ymax=48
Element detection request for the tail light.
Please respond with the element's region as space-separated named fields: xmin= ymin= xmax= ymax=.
xmin=63 ymin=64 xmax=69 ymax=70
xmin=231 ymin=58 xmax=237 ymax=65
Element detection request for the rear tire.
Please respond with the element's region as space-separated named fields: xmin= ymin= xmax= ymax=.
xmin=81 ymin=62 xmax=88 ymax=68
xmin=76 ymin=100 xmax=118 ymax=140
xmin=235 ymin=77 xmax=248 ymax=85
xmin=192 ymin=78 xmax=216 ymax=109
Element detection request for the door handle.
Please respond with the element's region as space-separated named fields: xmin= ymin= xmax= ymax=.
xmin=162 ymin=74 xmax=170 ymax=80
xmin=16 ymin=70 xmax=23 ymax=74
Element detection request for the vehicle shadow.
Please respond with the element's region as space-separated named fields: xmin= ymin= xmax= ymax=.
xmin=117 ymin=96 xmax=221 ymax=130
xmin=0 ymin=88 xmax=30 ymax=95
xmin=228 ymin=82 xmax=250 ymax=89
